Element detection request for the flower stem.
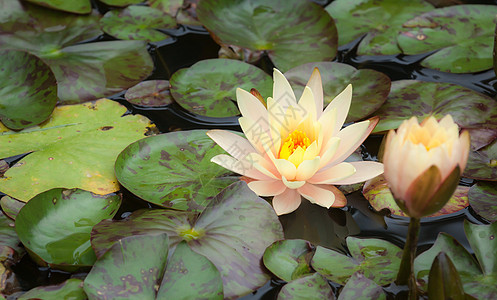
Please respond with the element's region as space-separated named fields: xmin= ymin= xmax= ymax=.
xmin=396 ymin=217 xmax=421 ymax=298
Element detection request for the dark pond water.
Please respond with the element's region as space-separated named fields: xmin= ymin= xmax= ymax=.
xmin=7 ymin=4 xmax=497 ymax=298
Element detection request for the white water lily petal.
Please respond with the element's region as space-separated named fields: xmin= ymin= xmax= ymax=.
xmin=308 ymin=162 xmax=356 ymax=184
xmin=273 ymin=69 xmax=296 ymax=111
xmin=272 ymin=188 xmax=301 ymax=215
xmin=236 ymin=88 xmax=268 ymax=123
xmin=211 ymin=154 xmax=269 ymax=180
xmin=318 ymin=107 xmax=337 ymax=150
xmin=305 ymin=67 xmax=324 ymax=117
xmin=323 ymin=161 xmax=384 ymax=185
xmin=320 ymin=84 xmax=352 ymax=135
xmin=318 ymin=137 xmax=341 ymax=168
xmin=239 ymin=116 xmax=270 ymax=154
xmin=207 ymin=130 xmax=256 ymax=160
xmin=303 ymin=141 xmax=319 ymax=161
xmin=296 ymin=157 xmax=321 ymax=181
xmin=248 ymin=180 xmax=286 ymax=196
xmin=282 ymin=176 xmax=306 ymax=189
xmin=298 ymin=86 xmax=316 ymax=121
xmin=246 ymin=153 xmax=279 ymax=180
xmin=273 ymin=158 xmax=297 ymax=180
xmin=297 ymin=183 xmax=335 ymax=208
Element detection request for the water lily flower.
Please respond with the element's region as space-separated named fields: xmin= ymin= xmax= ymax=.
xmin=383 ymin=115 xmax=470 ymax=218
xmin=207 ymin=68 xmax=384 ymax=215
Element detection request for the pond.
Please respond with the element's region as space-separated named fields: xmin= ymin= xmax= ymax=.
xmin=0 ymin=0 xmax=497 ymax=299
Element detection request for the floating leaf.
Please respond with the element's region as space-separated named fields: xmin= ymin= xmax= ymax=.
xmin=115 ymin=130 xmax=238 ymax=211
xmin=363 ymin=175 xmax=469 ymax=217
xmin=464 ymin=221 xmax=497 ymax=275
xmin=464 ymin=139 xmax=497 ymax=181
xmin=170 ymin=59 xmax=272 ymax=117
xmin=285 ymin=62 xmax=390 ymax=122
xmin=124 ymin=80 xmax=173 ymax=107
xmin=100 ymin=5 xmax=176 ymax=42
xmin=263 ymin=239 xmax=314 ymax=282
xmin=197 ymin=0 xmax=337 ymax=72
xmin=311 ymin=237 xmax=402 ymax=286
xmin=428 ymin=252 xmax=466 ymax=300
xmin=277 ymin=273 xmax=334 ymax=300
xmin=24 ymin=0 xmax=91 ymax=14
xmin=91 ymin=182 xmax=284 ymax=299
xmin=0 ymin=211 xmax=23 ymax=262
xmin=15 ymin=188 xmax=121 ymax=267
xmin=149 ymin=0 xmax=183 ymax=17
xmin=157 ymin=241 xmax=223 ymax=299
xmin=84 ymin=234 xmax=169 ymax=300
xmin=18 ymin=278 xmax=86 ymax=300
xmin=0 ymin=196 xmax=24 ymax=220
xmin=326 ymin=0 xmax=433 ymax=55
xmin=0 ymin=99 xmax=153 ymax=201
xmin=373 ymin=80 xmax=497 ymax=133
xmin=398 ymin=5 xmax=497 ymax=73
xmin=0 ymin=50 xmax=57 ymax=130
xmin=99 ymin=0 xmax=144 ymax=6
xmin=338 ymin=272 xmax=386 ymax=300
xmin=468 ymin=182 xmax=497 ymax=222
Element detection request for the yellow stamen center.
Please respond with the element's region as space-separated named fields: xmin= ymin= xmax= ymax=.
xmin=279 ymin=130 xmax=311 ymax=160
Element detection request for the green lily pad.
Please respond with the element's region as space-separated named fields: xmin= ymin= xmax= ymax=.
xmin=84 ymin=233 xmax=169 ymax=300
xmin=464 ymin=221 xmax=497 ymax=275
xmin=326 ymin=0 xmax=434 ymax=55
xmin=428 ymin=252 xmax=466 ymax=300
xmin=100 ymin=0 xmax=144 ymax=6
xmin=15 ymin=188 xmax=121 ymax=267
xmin=0 ymin=50 xmax=57 ymax=130
xmin=157 ymin=241 xmax=223 ymax=299
xmin=0 ymin=211 xmax=23 ymax=262
xmin=464 ymin=139 xmax=497 ymax=181
xmin=338 ymin=272 xmax=386 ymax=300
xmin=372 ymin=80 xmax=497 ymax=133
xmin=277 ymin=273 xmax=334 ymax=300
xmin=18 ymin=278 xmax=86 ymax=300
xmin=24 ymin=0 xmax=91 ymax=14
xmin=414 ymin=232 xmax=481 ymax=291
xmin=468 ymin=182 xmax=497 ymax=222
xmin=149 ymin=0 xmax=183 ymax=17
xmin=91 ymin=182 xmax=284 ymax=299
xmin=197 ymin=0 xmax=337 ymax=72
xmin=398 ymin=5 xmax=497 ymax=73
xmin=284 ymin=62 xmax=390 ymax=122
xmin=115 ymin=130 xmax=238 ymax=211
xmin=100 ymin=5 xmax=176 ymax=42
xmin=0 ymin=99 xmax=153 ymax=201
xmin=311 ymin=237 xmax=402 ymax=286
xmin=170 ymin=59 xmax=272 ymax=117
xmin=0 ymin=196 xmax=24 ymax=220
xmin=263 ymin=239 xmax=314 ymax=282
xmin=124 ymin=80 xmax=173 ymax=107
xmin=363 ymin=175 xmax=469 ymax=217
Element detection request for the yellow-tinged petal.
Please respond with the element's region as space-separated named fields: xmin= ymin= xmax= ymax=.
xmin=282 ymin=176 xmax=306 ymax=189
xmin=246 ymin=153 xmax=279 ymax=180
xmin=296 ymin=157 xmax=321 ymax=181
xmin=273 ymin=69 xmax=296 ymax=110
xmin=287 ymin=146 xmax=305 ymax=167
xmin=206 ymin=130 xmax=256 ymax=160
xmin=239 ymin=116 xmax=273 ymax=154
xmin=273 ymin=158 xmax=297 ymax=180
xmin=308 ymin=162 xmax=356 ymax=184
xmin=272 ymin=188 xmax=301 ymax=215
xmin=320 ymin=84 xmax=352 ymax=135
xmin=303 ymin=141 xmax=319 ymax=161
xmin=321 ymin=161 xmax=384 ymax=185
xmin=236 ymin=88 xmax=268 ymax=122
xmin=297 ymin=183 xmax=335 ymax=208
xmin=297 ymin=86 xmax=316 ymax=121
xmin=317 ymin=107 xmax=337 ymax=150
xmin=248 ymin=180 xmax=287 ymax=196
xmin=318 ymin=137 xmax=341 ymax=168
xmin=305 ymin=67 xmax=324 ymax=117
xmin=210 ymin=154 xmax=269 ymax=180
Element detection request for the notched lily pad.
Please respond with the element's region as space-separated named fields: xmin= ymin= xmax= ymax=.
xmin=311 ymin=237 xmax=402 ymax=286
xmin=125 ymin=80 xmax=173 ymax=107
xmin=100 ymin=5 xmax=177 ymax=42
xmin=464 ymin=138 xmax=497 ymax=181
xmin=115 ymin=130 xmax=238 ymax=211
xmin=277 ymin=273 xmax=334 ymax=300
xmin=18 ymin=278 xmax=86 ymax=300
xmin=0 ymin=99 xmax=153 ymax=201
xmin=285 ymin=62 xmax=390 ymax=122
xmin=170 ymin=59 xmax=272 ymax=118
xmin=326 ymin=0 xmax=434 ymax=55
xmin=373 ymin=80 xmax=497 ymax=134
xmin=398 ymin=5 xmax=497 ymax=73
xmin=468 ymin=181 xmax=497 ymax=222
xmin=91 ymin=182 xmax=284 ymax=299
xmin=263 ymin=239 xmax=314 ymax=282
xmin=15 ymin=188 xmax=121 ymax=267
xmin=338 ymin=272 xmax=386 ymax=300
xmin=363 ymin=175 xmax=469 ymax=217
xmin=0 ymin=50 xmax=57 ymax=130
xmin=197 ymin=0 xmax=337 ymax=72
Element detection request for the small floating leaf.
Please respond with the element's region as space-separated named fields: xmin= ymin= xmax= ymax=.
xmin=263 ymin=239 xmax=314 ymax=282
xmin=277 ymin=273 xmax=334 ymax=300
xmin=338 ymin=272 xmax=386 ymax=300
xmin=464 ymin=139 xmax=497 ymax=181
xmin=468 ymin=181 xmax=497 ymax=222
xmin=170 ymin=59 xmax=272 ymax=117
xmin=18 ymin=278 xmax=86 ymax=300
xmin=124 ymin=80 xmax=173 ymax=107
xmin=24 ymin=0 xmax=91 ymax=14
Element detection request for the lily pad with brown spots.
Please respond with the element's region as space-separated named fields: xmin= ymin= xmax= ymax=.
xmin=99 ymin=0 xmax=143 ymax=6
xmin=0 ymin=196 xmax=24 ymax=220
xmin=398 ymin=5 xmax=497 ymax=73
xmin=125 ymin=80 xmax=173 ymax=107
xmin=372 ymin=80 xmax=497 ymax=134
xmin=100 ymin=5 xmax=176 ymax=42
xmin=148 ymin=0 xmax=183 ymax=17
xmin=15 ymin=188 xmax=121 ymax=268
xmin=18 ymin=279 xmax=86 ymax=300
xmin=263 ymin=239 xmax=314 ymax=282
xmin=326 ymin=0 xmax=434 ymax=55
xmin=0 ymin=99 xmax=153 ymax=201
xmin=338 ymin=272 xmax=386 ymax=300
xmin=24 ymin=0 xmax=91 ymax=14
xmin=0 ymin=50 xmax=57 ymax=130
xmin=114 ymin=130 xmax=238 ymax=211
xmin=285 ymin=62 xmax=390 ymax=122
xmin=197 ymin=0 xmax=337 ymax=72
xmin=311 ymin=237 xmax=402 ymax=286
xmin=277 ymin=273 xmax=334 ymax=299
xmin=468 ymin=181 xmax=497 ymax=222
xmin=170 ymin=59 xmax=272 ymax=118
xmin=362 ymin=175 xmax=469 ymax=218
xmin=84 ymin=234 xmax=169 ymax=300
xmin=464 ymin=138 xmax=497 ymax=181
xmin=90 ymin=182 xmax=284 ymax=299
